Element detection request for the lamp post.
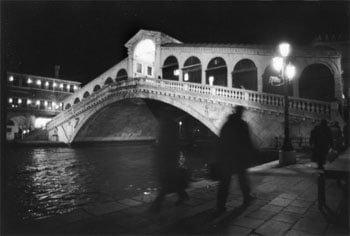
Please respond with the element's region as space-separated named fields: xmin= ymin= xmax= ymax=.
xmin=272 ymin=42 xmax=297 ymax=165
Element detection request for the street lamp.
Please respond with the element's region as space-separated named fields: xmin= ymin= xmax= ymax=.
xmin=272 ymin=42 xmax=296 ymax=165
xmin=178 ymin=121 xmax=183 ymax=138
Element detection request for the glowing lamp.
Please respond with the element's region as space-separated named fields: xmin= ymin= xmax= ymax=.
xmin=27 ymin=99 xmax=32 ymax=105
xmin=272 ymin=57 xmax=283 ymax=72
xmin=8 ymin=98 xmax=13 ymax=103
xmin=18 ymin=98 xmax=22 ymax=104
xmin=67 ymin=84 xmax=70 ymax=90
xmin=285 ymin=64 xmax=296 ymax=80
xmin=27 ymin=78 xmax=32 ymax=84
xmin=184 ymin=73 xmax=189 ymax=81
xmin=36 ymin=80 xmax=41 ymax=86
xmin=60 ymin=83 xmax=64 ymax=88
xmin=73 ymin=85 xmax=78 ymax=90
xmin=53 ymin=82 xmax=57 ymax=87
xmin=45 ymin=81 xmax=49 ymax=87
xmin=9 ymin=76 xmax=14 ymax=82
xmin=279 ymin=43 xmax=291 ymax=57
xmin=173 ymin=69 xmax=180 ymax=76
xmin=36 ymin=100 xmax=40 ymax=105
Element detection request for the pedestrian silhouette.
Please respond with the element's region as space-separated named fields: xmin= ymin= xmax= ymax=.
xmin=309 ymin=119 xmax=333 ymax=169
xmin=330 ymin=121 xmax=344 ymax=151
xmin=150 ymin=116 xmax=189 ymax=212
xmin=216 ymin=105 xmax=255 ymax=212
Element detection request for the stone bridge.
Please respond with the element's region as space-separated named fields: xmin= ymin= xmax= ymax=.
xmin=47 ymin=77 xmax=341 ymax=147
xmin=46 ymin=29 xmax=345 ymax=147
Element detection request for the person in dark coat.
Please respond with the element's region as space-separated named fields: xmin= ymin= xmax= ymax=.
xmin=216 ymin=105 xmax=255 ymax=212
xmin=150 ymin=116 xmax=189 ymax=212
xmin=309 ymin=119 xmax=333 ymax=169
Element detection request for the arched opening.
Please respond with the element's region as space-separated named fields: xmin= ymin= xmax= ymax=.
xmin=65 ymin=103 xmax=71 ymax=110
xmin=116 ymin=69 xmax=128 ymax=82
xmin=93 ymin=85 xmax=101 ymax=92
xmin=232 ymin=59 xmax=257 ymax=91
xmin=7 ymin=120 xmax=15 ymax=126
xmin=299 ymin=64 xmax=334 ymax=101
xmin=162 ymin=56 xmax=179 ymax=81
xmin=83 ymin=91 xmax=90 ymax=98
xmin=104 ymin=77 xmax=114 ymax=85
xmin=183 ymin=56 xmax=202 ymax=84
xmin=262 ymin=65 xmax=293 ymax=96
xmin=74 ymin=98 xmax=80 ymax=104
xmin=206 ymin=57 xmax=227 ymax=86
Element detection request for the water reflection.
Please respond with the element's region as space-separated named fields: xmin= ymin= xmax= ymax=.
xmin=4 ymin=144 xmax=209 ymax=221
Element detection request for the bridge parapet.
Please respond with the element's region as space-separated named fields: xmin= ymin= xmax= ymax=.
xmin=47 ymin=77 xmax=335 ymax=132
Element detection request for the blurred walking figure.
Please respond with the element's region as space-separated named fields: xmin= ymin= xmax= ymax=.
xmin=310 ymin=119 xmax=333 ymax=169
xmin=216 ymin=105 xmax=255 ymax=212
xmin=330 ymin=121 xmax=344 ymax=151
xmin=150 ymin=116 xmax=189 ymax=212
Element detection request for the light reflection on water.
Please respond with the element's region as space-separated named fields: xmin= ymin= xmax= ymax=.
xmin=4 ymin=144 xmax=208 ymax=220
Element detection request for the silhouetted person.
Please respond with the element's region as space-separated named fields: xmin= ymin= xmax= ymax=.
xmin=343 ymin=123 xmax=349 ymax=149
xmin=330 ymin=121 xmax=344 ymax=151
xmin=216 ymin=105 xmax=254 ymax=212
xmin=310 ymin=119 xmax=333 ymax=169
xmin=150 ymin=117 xmax=189 ymax=212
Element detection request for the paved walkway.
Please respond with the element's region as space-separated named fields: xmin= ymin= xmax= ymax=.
xmin=21 ymin=156 xmax=349 ymax=235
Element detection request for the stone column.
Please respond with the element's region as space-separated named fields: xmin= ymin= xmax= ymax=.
xmin=228 ymin=72 xmax=233 ymax=88
xmin=201 ymin=67 xmax=205 ymax=85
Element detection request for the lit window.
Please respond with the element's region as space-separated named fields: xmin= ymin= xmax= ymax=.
xmin=8 ymin=76 xmax=14 ymax=82
xmin=27 ymin=99 xmax=32 ymax=105
xmin=60 ymin=83 xmax=64 ymax=88
xmin=8 ymin=98 xmax=13 ymax=103
xmin=44 ymin=101 xmax=48 ymax=106
xmin=45 ymin=81 xmax=49 ymax=87
xmin=184 ymin=73 xmax=189 ymax=81
xmin=73 ymin=85 xmax=78 ymax=90
xmin=36 ymin=100 xmax=40 ymax=105
xmin=36 ymin=80 xmax=42 ymax=86
xmin=67 ymin=84 xmax=70 ymax=90
xmin=209 ymin=76 xmax=214 ymax=86
xmin=34 ymin=117 xmax=52 ymax=129
xmin=27 ymin=78 xmax=32 ymax=84
xmin=137 ymin=63 xmax=142 ymax=73
xmin=18 ymin=98 xmax=22 ymax=104
xmin=53 ymin=82 xmax=57 ymax=87
xmin=173 ymin=69 xmax=180 ymax=76
xmin=147 ymin=66 xmax=152 ymax=76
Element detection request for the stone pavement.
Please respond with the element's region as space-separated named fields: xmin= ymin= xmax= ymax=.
xmin=22 ymin=157 xmax=349 ymax=235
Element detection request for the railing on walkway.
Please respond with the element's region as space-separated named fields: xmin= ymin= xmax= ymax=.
xmin=47 ymin=77 xmax=333 ymax=130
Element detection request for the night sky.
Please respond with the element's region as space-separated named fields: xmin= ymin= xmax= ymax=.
xmin=3 ymin=1 xmax=350 ymax=85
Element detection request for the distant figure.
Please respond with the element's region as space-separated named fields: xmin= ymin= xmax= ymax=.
xmin=343 ymin=122 xmax=349 ymax=149
xmin=216 ymin=105 xmax=255 ymax=212
xmin=309 ymin=119 xmax=333 ymax=169
xmin=150 ymin=116 xmax=189 ymax=212
xmin=330 ymin=121 xmax=344 ymax=151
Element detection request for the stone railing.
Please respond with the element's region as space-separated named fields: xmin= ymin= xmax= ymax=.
xmin=47 ymin=77 xmax=333 ymax=130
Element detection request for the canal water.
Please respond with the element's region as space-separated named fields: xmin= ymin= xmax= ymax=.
xmin=3 ymin=143 xmax=211 ymax=222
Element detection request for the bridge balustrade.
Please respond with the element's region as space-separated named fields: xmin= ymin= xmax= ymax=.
xmin=47 ymin=77 xmax=333 ymax=131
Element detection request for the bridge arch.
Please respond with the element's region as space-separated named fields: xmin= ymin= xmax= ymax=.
xmin=74 ymin=98 xmax=80 ymax=104
xmin=232 ymin=59 xmax=258 ymax=91
xmin=183 ymin=56 xmax=202 ymax=84
xmin=299 ymin=63 xmax=334 ymax=101
xmin=116 ymin=69 xmax=128 ymax=82
xmin=162 ymin=56 xmax=179 ymax=81
xmin=69 ymin=95 xmax=219 ymax=143
xmin=93 ymin=84 xmax=101 ymax=92
xmin=104 ymin=77 xmax=114 ymax=85
xmin=206 ymin=57 xmax=227 ymax=86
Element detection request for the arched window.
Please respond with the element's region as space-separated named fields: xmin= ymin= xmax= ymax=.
xmin=183 ymin=56 xmax=202 ymax=84
xmin=65 ymin=103 xmax=71 ymax=110
xmin=116 ymin=69 xmax=128 ymax=82
xmin=104 ymin=77 xmax=113 ymax=85
xmin=7 ymin=120 xmax=15 ymax=126
xmin=83 ymin=91 xmax=90 ymax=98
xmin=162 ymin=56 xmax=179 ymax=81
xmin=232 ymin=59 xmax=257 ymax=91
xmin=93 ymin=85 xmax=101 ymax=92
xmin=299 ymin=64 xmax=334 ymax=101
xmin=206 ymin=57 xmax=227 ymax=86
xmin=74 ymin=98 xmax=80 ymax=104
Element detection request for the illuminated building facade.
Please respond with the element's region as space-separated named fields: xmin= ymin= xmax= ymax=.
xmin=6 ymin=71 xmax=81 ymax=141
